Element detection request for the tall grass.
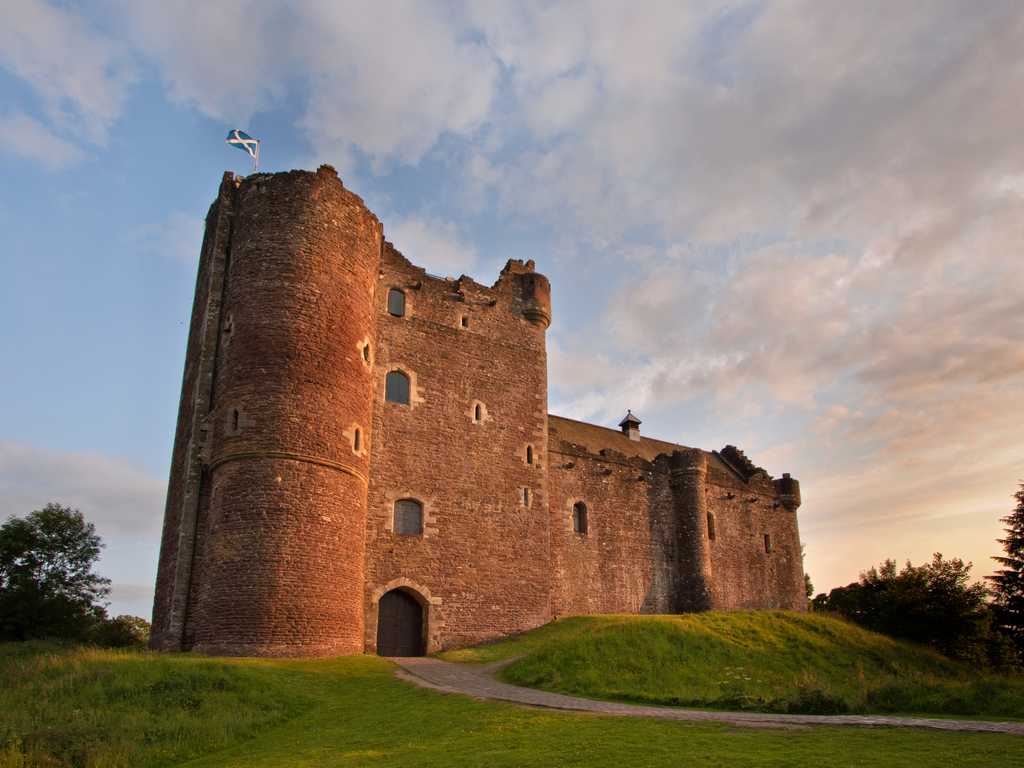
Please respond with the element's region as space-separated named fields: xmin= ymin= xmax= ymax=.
xmin=485 ymin=613 xmax=1024 ymax=718
xmin=0 ymin=641 xmax=308 ymax=767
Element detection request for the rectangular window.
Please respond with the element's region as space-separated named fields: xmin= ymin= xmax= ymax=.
xmin=394 ymin=499 xmax=423 ymax=535
xmin=387 ymin=289 xmax=405 ymax=316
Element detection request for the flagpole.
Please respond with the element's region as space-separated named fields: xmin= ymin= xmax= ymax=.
xmin=254 ymin=141 xmax=260 ymax=174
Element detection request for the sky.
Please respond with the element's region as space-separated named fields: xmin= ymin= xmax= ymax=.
xmin=1 ymin=0 xmax=1022 ymax=620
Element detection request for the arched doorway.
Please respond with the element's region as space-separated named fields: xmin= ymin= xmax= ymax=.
xmin=376 ymin=589 xmax=424 ymax=656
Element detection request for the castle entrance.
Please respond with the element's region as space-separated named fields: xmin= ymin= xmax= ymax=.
xmin=376 ymin=589 xmax=424 ymax=656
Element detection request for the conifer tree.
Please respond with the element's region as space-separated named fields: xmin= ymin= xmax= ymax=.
xmin=989 ymin=484 xmax=1024 ymax=658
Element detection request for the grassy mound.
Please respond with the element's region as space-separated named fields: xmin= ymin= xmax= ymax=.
xmin=440 ymin=612 xmax=1024 ymax=718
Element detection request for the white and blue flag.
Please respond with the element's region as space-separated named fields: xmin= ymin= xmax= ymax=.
xmin=226 ymin=130 xmax=259 ymax=158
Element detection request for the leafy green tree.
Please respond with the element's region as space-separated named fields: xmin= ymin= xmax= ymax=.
xmin=989 ymin=484 xmax=1024 ymax=658
xmin=94 ymin=614 xmax=151 ymax=648
xmin=0 ymin=504 xmax=111 ymax=641
xmin=815 ymin=554 xmax=1015 ymax=667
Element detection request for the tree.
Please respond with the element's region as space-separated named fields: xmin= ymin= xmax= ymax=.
xmin=989 ymin=484 xmax=1024 ymax=658
xmin=814 ymin=554 xmax=1015 ymax=667
xmin=0 ymin=504 xmax=111 ymax=641
xmin=94 ymin=615 xmax=151 ymax=648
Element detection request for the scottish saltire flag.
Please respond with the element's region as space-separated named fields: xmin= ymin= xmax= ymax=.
xmin=226 ymin=130 xmax=259 ymax=158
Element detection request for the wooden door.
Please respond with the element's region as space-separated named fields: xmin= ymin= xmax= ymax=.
xmin=376 ymin=589 xmax=423 ymax=656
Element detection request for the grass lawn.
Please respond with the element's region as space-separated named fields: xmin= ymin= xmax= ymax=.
xmin=178 ymin=656 xmax=1021 ymax=768
xmin=2 ymin=612 xmax=1023 ymax=767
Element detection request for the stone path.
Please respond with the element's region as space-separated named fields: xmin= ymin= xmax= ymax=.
xmin=388 ymin=657 xmax=1024 ymax=735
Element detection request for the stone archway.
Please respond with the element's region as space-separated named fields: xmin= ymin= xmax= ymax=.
xmin=376 ymin=589 xmax=424 ymax=656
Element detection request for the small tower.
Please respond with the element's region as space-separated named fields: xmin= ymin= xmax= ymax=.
xmin=618 ymin=411 xmax=642 ymax=441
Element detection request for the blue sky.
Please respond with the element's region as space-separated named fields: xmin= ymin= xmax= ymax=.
xmin=2 ymin=0 xmax=1023 ymax=619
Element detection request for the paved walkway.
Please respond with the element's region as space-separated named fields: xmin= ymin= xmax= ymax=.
xmin=388 ymin=657 xmax=1024 ymax=735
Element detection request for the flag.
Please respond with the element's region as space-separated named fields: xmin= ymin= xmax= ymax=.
xmin=226 ymin=130 xmax=259 ymax=158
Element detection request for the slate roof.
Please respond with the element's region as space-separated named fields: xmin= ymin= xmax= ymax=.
xmin=547 ymin=414 xmax=694 ymax=462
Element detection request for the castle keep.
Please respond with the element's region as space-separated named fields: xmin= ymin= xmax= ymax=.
xmin=150 ymin=166 xmax=805 ymax=658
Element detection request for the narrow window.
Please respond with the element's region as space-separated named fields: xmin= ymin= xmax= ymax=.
xmin=385 ymin=371 xmax=410 ymax=404
xmin=394 ymin=499 xmax=422 ymax=535
xmin=764 ymin=534 xmax=772 ymax=554
xmin=707 ymin=512 xmax=716 ymax=541
xmin=387 ymin=289 xmax=405 ymax=316
xmin=461 ymin=316 xmax=469 ymax=327
xmin=353 ymin=428 xmax=361 ymax=452
xmin=573 ymin=502 xmax=588 ymax=534
xmin=474 ymin=404 xmax=482 ymax=421
xmin=229 ymin=408 xmax=239 ymax=432
xmin=363 ymin=344 xmax=371 ymax=362
xmin=526 ymin=446 xmax=534 ymax=465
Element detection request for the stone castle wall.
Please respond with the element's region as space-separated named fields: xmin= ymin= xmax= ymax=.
xmin=151 ymin=166 xmax=805 ymax=658
xmin=362 ymin=248 xmax=552 ymax=652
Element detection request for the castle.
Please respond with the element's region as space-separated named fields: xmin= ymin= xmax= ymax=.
xmin=150 ymin=166 xmax=805 ymax=658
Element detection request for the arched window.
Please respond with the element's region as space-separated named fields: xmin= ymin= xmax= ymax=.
xmin=707 ymin=512 xmax=716 ymax=541
xmin=526 ymin=445 xmax=534 ymax=465
xmin=363 ymin=344 xmax=371 ymax=362
xmin=764 ymin=534 xmax=772 ymax=554
xmin=573 ymin=502 xmax=587 ymax=534
xmin=229 ymin=408 xmax=239 ymax=432
xmin=385 ymin=371 xmax=410 ymax=404
xmin=353 ymin=428 xmax=361 ymax=452
xmin=387 ymin=289 xmax=405 ymax=316
xmin=394 ymin=499 xmax=423 ymax=535
xmin=474 ymin=404 xmax=482 ymax=421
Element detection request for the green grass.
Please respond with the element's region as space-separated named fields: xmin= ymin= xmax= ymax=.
xmin=2 ymin=617 xmax=1022 ymax=768
xmin=439 ymin=613 xmax=1024 ymax=718
xmin=0 ymin=641 xmax=308 ymax=767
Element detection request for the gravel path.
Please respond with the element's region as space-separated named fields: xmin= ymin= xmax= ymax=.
xmin=388 ymin=657 xmax=1024 ymax=735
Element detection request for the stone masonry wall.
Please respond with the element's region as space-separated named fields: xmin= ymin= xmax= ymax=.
xmin=363 ymin=248 xmax=551 ymax=652
xmin=546 ymin=419 xmax=805 ymax=618
xmin=186 ymin=167 xmax=382 ymax=657
xmin=547 ymin=439 xmax=673 ymax=616
xmin=704 ymin=455 xmax=805 ymax=611
xmin=150 ymin=175 xmax=233 ymax=651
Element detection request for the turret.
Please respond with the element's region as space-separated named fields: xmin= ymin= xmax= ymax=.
xmin=520 ymin=270 xmax=551 ymax=329
xmin=774 ymin=473 xmax=802 ymax=512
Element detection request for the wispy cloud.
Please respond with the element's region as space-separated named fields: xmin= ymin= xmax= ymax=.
xmin=123 ymin=211 xmax=204 ymax=262
xmin=0 ymin=0 xmax=135 ymax=146
xmin=0 ymin=437 xmax=165 ymax=541
xmin=386 ymin=214 xmax=478 ymax=277
xmin=0 ymin=110 xmax=85 ymax=168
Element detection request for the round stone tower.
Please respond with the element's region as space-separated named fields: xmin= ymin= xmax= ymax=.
xmin=670 ymin=448 xmax=714 ymax=612
xmin=189 ymin=166 xmax=381 ymax=657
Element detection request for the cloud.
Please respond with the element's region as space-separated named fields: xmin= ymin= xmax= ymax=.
xmin=0 ymin=0 xmax=135 ymax=145
xmin=0 ymin=110 xmax=85 ymax=168
xmin=115 ymin=0 xmax=498 ymax=171
xmin=0 ymin=438 xmax=166 ymax=541
xmin=123 ymin=211 xmax=204 ymax=262
xmin=386 ymin=214 xmax=477 ymax=276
